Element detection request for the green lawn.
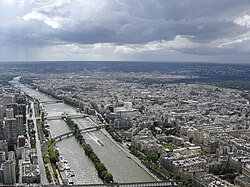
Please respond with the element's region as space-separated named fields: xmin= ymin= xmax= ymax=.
xmin=163 ymin=143 xmax=179 ymax=150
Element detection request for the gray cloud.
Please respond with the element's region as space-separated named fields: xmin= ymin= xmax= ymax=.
xmin=1 ymin=0 xmax=250 ymax=61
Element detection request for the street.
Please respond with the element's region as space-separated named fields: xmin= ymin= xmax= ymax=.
xmin=31 ymin=101 xmax=49 ymax=185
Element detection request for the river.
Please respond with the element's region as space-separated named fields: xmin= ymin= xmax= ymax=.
xmin=12 ymin=78 xmax=156 ymax=184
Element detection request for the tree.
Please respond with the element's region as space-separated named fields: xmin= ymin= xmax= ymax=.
xmin=100 ymin=170 xmax=108 ymax=179
xmin=49 ymin=150 xmax=58 ymax=164
xmin=148 ymin=152 xmax=159 ymax=163
xmin=43 ymin=155 xmax=50 ymax=164
xmin=180 ymin=179 xmax=194 ymax=187
xmin=104 ymin=173 xmax=114 ymax=183
xmin=97 ymin=163 xmax=106 ymax=172
xmin=65 ymin=116 xmax=114 ymax=183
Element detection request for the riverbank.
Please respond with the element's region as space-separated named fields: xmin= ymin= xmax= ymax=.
xmin=86 ymin=117 xmax=160 ymax=181
xmin=16 ymin=80 xmax=157 ymax=183
xmin=64 ymin=117 xmax=114 ymax=184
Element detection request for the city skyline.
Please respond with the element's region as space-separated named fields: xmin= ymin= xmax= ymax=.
xmin=0 ymin=60 xmax=249 ymax=186
xmin=1 ymin=0 xmax=250 ymax=63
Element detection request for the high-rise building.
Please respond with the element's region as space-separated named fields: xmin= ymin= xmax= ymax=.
xmin=4 ymin=118 xmax=17 ymax=146
xmin=3 ymin=102 xmax=26 ymax=146
xmin=2 ymin=95 xmax=15 ymax=116
xmin=17 ymin=136 xmax=26 ymax=148
xmin=6 ymin=103 xmax=17 ymax=118
xmin=0 ymin=151 xmax=16 ymax=184
xmin=16 ymin=115 xmax=24 ymax=136
xmin=0 ymin=140 xmax=8 ymax=156
xmin=0 ymin=151 xmax=5 ymax=164
xmin=0 ymin=105 xmax=4 ymax=119
xmin=15 ymin=94 xmax=26 ymax=105
xmin=5 ymin=108 xmax=14 ymax=119
xmin=6 ymin=103 xmax=26 ymax=123
xmin=17 ymin=104 xmax=26 ymax=125
xmin=0 ymin=121 xmax=5 ymax=140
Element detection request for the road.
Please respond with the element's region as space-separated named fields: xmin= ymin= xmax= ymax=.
xmin=31 ymin=101 xmax=49 ymax=185
xmin=17 ymin=79 xmax=156 ymax=183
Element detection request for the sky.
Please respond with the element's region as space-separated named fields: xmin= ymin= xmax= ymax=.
xmin=1 ymin=0 xmax=250 ymax=63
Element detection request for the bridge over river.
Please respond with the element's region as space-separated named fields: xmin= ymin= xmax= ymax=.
xmin=52 ymin=124 xmax=108 ymax=142
xmin=17 ymin=79 xmax=159 ymax=183
xmin=44 ymin=113 xmax=88 ymax=120
xmin=42 ymin=100 xmax=64 ymax=104
xmin=41 ymin=124 xmax=108 ymax=152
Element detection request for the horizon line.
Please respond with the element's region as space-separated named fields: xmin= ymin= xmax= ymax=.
xmin=0 ymin=60 xmax=249 ymax=65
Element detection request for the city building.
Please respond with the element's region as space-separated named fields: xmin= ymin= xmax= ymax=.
xmin=0 ymin=151 xmax=16 ymax=184
xmin=193 ymin=173 xmax=235 ymax=187
xmin=4 ymin=118 xmax=17 ymax=146
xmin=114 ymin=118 xmax=133 ymax=129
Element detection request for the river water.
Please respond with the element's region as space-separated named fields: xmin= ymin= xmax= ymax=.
xmin=13 ymin=78 xmax=155 ymax=184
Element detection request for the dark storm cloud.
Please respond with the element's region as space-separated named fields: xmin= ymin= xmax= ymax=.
xmin=1 ymin=0 xmax=250 ymax=60
xmin=54 ymin=17 xmax=245 ymax=45
xmin=46 ymin=0 xmax=250 ymax=45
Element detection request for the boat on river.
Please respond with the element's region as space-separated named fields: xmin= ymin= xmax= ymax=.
xmin=97 ymin=139 xmax=104 ymax=146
